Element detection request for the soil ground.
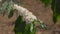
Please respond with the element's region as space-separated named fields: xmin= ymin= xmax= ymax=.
xmin=0 ymin=0 xmax=60 ymax=34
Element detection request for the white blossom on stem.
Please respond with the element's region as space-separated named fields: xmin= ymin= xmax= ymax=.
xmin=13 ymin=4 xmax=37 ymax=23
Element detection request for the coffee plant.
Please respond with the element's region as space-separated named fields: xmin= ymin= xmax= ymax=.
xmin=0 ymin=0 xmax=47 ymax=34
xmin=0 ymin=0 xmax=59 ymax=34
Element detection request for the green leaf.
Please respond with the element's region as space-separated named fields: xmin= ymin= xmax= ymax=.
xmin=56 ymin=0 xmax=60 ymax=15
xmin=8 ymin=9 xmax=13 ymax=18
xmin=1 ymin=1 xmax=9 ymax=15
xmin=30 ymin=23 xmax=34 ymax=33
xmin=24 ymin=22 xmax=37 ymax=34
xmin=51 ymin=0 xmax=57 ymax=23
xmin=7 ymin=0 xmax=14 ymax=18
xmin=30 ymin=22 xmax=37 ymax=34
xmin=56 ymin=0 xmax=60 ymax=23
xmin=14 ymin=16 xmax=26 ymax=34
xmin=24 ymin=24 xmax=30 ymax=34
xmin=14 ymin=16 xmax=37 ymax=34
xmin=37 ymin=20 xmax=47 ymax=29
xmin=1 ymin=0 xmax=14 ymax=18
xmin=33 ymin=26 xmax=36 ymax=34
xmin=30 ymin=23 xmax=34 ymax=34
xmin=40 ymin=23 xmax=47 ymax=29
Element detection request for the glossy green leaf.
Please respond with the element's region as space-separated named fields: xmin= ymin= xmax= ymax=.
xmin=14 ymin=16 xmax=26 ymax=34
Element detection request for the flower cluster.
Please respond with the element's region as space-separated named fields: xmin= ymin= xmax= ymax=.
xmin=13 ymin=4 xmax=37 ymax=23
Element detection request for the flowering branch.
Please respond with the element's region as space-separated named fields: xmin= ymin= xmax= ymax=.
xmin=1 ymin=0 xmax=47 ymax=34
xmin=13 ymin=4 xmax=37 ymax=23
xmin=13 ymin=4 xmax=47 ymax=29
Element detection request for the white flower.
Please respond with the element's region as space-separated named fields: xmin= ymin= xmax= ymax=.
xmin=13 ymin=4 xmax=37 ymax=23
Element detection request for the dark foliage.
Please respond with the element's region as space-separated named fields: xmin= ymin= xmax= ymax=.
xmin=14 ymin=16 xmax=26 ymax=34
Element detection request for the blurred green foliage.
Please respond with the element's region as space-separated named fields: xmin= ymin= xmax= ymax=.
xmin=37 ymin=0 xmax=51 ymax=7
xmin=37 ymin=0 xmax=60 ymax=24
xmin=51 ymin=0 xmax=56 ymax=23
xmin=40 ymin=0 xmax=51 ymax=7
